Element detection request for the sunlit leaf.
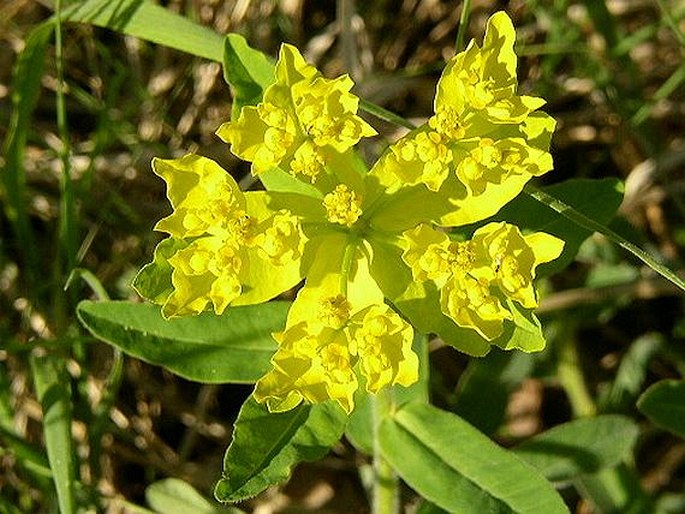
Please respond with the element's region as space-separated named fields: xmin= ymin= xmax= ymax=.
xmin=77 ymin=300 xmax=288 ymax=383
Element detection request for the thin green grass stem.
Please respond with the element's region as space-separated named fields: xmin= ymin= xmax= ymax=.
xmin=525 ymin=184 xmax=685 ymax=293
xmin=655 ymin=0 xmax=685 ymax=47
xmin=337 ymin=0 xmax=358 ymax=80
xmin=54 ymin=0 xmax=79 ymax=331
xmin=359 ymin=99 xmax=417 ymax=130
xmin=455 ymin=0 xmax=473 ymax=53
xmin=55 ymin=0 xmax=77 ymax=273
xmin=371 ymin=388 xmax=399 ymax=514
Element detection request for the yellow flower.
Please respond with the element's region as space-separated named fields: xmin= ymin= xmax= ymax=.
xmin=434 ymin=12 xmax=544 ymax=125
xmin=474 ymin=222 xmax=565 ymax=309
xmin=254 ymin=237 xmax=418 ymax=413
xmin=254 ymin=297 xmax=418 ymax=414
xmin=350 ymin=304 xmax=417 ymax=394
xmin=322 ymin=184 xmax=363 ymax=227
xmin=254 ymin=321 xmax=359 ymax=414
xmin=137 ymin=154 xmax=304 ymax=318
xmin=402 ymin=222 xmax=563 ymax=340
xmin=370 ymin=11 xmax=556 ymax=227
xmin=139 ymin=11 xmax=565 ymax=415
xmin=217 ymin=44 xmax=376 ymax=181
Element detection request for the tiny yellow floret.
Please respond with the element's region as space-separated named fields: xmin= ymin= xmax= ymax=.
xmin=323 ymin=184 xmax=363 ymax=227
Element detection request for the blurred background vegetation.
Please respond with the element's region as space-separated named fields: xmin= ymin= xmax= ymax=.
xmin=1 ymin=0 xmax=685 ymax=512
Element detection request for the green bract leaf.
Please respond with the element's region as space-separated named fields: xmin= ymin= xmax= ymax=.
xmin=258 ymin=167 xmax=322 ymax=198
xmin=77 ymin=300 xmax=288 ymax=383
xmin=223 ymin=34 xmax=275 ymax=117
xmin=514 ymin=415 xmax=639 ymax=482
xmin=637 ymin=380 xmax=685 ymax=439
xmin=379 ymin=402 xmax=569 ymax=514
xmin=215 ymin=397 xmax=347 ymax=503
xmin=495 ymin=300 xmax=545 ymax=352
xmin=496 ymin=178 xmax=624 ymax=274
xmin=133 ymin=237 xmax=188 ymax=304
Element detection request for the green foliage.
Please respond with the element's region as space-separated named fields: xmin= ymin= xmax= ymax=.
xmin=223 ymin=34 xmax=275 ymax=118
xmin=637 ymin=380 xmax=685 ymax=439
xmin=514 ymin=415 xmax=639 ymax=482
xmin=379 ymin=402 xmax=569 ymax=514
xmin=30 ymin=355 xmax=76 ymax=514
xmin=77 ymin=300 xmax=287 ymax=383
xmin=60 ymin=0 xmax=224 ymax=61
xmin=4 ymin=1 xmax=685 ymax=512
xmin=214 ymin=397 xmax=347 ymax=503
xmin=146 ymin=479 xmax=245 ymax=514
xmin=453 ymin=350 xmax=534 ymax=435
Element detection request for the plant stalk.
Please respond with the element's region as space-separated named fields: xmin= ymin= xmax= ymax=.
xmin=371 ymin=388 xmax=399 ymax=514
xmin=557 ymin=332 xmax=596 ymax=418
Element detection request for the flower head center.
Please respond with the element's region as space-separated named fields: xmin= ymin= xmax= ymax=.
xmin=323 ymin=184 xmax=363 ymax=227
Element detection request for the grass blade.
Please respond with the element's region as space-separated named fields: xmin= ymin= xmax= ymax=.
xmin=1 ymin=22 xmax=53 ymax=286
xmin=30 ymin=354 xmax=76 ymax=514
xmin=525 ymin=185 xmax=685 ymax=293
xmin=60 ymin=0 xmax=224 ymax=62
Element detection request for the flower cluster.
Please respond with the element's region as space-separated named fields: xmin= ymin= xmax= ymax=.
xmin=136 ymin=12 xmax=564 ymax=414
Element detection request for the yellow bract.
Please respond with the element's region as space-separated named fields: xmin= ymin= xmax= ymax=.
xmin=370 ymin=11 xmax=555 ymax=226
xmin=403 ymin=222 xmax=564 ymax=340
xmin=254 ymin=297 xmax=417 ymax=413
xmin=149 ymin=154 xmax=304 ymax=318
xmin=217 ymin=44 xmax=376 ymax=181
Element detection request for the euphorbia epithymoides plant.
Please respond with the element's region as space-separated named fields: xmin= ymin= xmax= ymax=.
xmin=136 ymin=12 xmax=562 ymax=412
xmin=108 ymin=11 xmax=582 ymax=513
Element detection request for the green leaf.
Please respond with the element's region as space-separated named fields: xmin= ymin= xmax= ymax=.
xmin=77 ymin=300 xmax=287 ymax=383
xmin=223 ymin=34 xmax=275 ymax=117
xmin=61 ymin=0 xmax=224 ymax=62
xmin=415 ymin=501 xmax=451 ymax=514
xmin=637 ymin=380 xmax=685 ymax=438
xmin=258 ymin=167 xmax=323 ymax=198
xmin=132 ymin=237 xmax=188 ymax=304
xmin=215 ymin=397 xmax=347 ymax=503
xmin=514 ymin=415 xmax=639 ymax=482
xmin=454 ymin=350 xmax=534 ymax=435
xmin=379 ymin=402 xmax=569 ymax=514
xmin=495 ymin=300 xmax=545 ymax=353
xmin=30 ymin=355 xmax=76 ymax=514
xmin=146 ymin=479 xmax=243 ymax=514
xmin=599 ymin=333 xmax=663 ymax=412
xmin=497 ymin=178 xmax=624 ymax=274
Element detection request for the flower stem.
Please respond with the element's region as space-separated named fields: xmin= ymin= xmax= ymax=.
xmin=557 ymin=330 xmax=596 ymax=418
xmin=371 ymin=388 xmax=399 ymax=514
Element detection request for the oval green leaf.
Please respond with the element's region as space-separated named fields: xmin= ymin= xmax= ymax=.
xmin=637 ymin=380 xmax=685 ymax=439
xmin=379 ymin=402 xmax=569 ymax=514
xmin=514 ymin=415 xmax=639 ymax=482
xmin=215 ymin=397 xmax=347 ymax=503
xmin=77 ymin=300 xmax=287 ymax=383
xmin=146 ymin=479 xmax=243 ymax=514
